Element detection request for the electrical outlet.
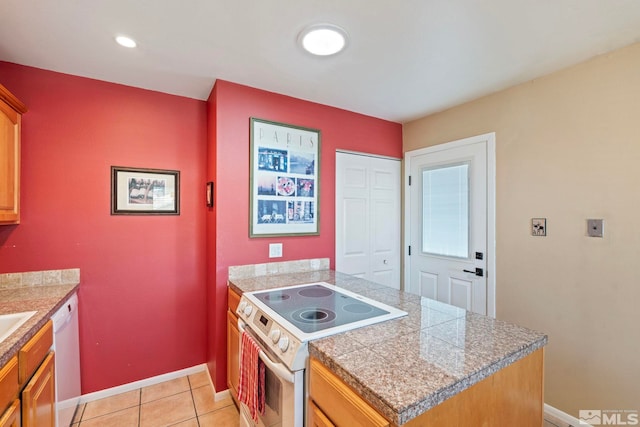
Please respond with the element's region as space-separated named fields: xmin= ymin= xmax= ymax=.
xmin=587 ymin=219 xmax=604 ymax=237
xmin=269 ymin=243 xmax=283 ymax=258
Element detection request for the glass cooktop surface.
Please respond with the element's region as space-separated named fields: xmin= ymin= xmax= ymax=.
xmin=252 ymin=283 xmax=391 ymax=334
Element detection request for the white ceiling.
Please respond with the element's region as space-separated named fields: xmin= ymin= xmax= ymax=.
xmin=2 ymin=1 xmax=640 ymax=123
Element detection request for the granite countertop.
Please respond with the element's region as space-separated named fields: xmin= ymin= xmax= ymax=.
xmin=0 ymin=283 xmax=79 ymax=367
xmin=229 ymin=270 xmax=548 ymax=426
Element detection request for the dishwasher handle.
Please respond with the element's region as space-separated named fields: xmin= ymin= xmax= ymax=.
xmin=237 ymin=319 xmax=295 ymax=384
xmin=52 ymin=293 xmax=78 ymax=332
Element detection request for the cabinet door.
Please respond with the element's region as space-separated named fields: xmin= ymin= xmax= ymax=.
xmin=22 ymin=352 xmax=55 ymax=427
xmin=308 ymin=400 xmax=335 ymax=427
xmin=0 ymin=399 xmax=20 ymax=427
xmin=0 ymin=98 xmax=20 ymax=224
xmin=227 ymin=310 xmax=239 ymax=399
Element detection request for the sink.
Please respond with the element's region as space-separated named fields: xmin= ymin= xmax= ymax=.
xmin=0 ymin=311 xmax=37 ymax=343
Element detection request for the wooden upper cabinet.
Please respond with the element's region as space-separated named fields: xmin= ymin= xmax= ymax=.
xmin=0 ymin=83 xmax=27 ymax=225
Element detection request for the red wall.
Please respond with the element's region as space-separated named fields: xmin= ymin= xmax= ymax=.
xmin=0 ymin=63 xmax=401 ymax=394
xmin=0 ymin=62 xmax=208 ymax=393
xmin=206 ymin=80 xmax=402 ymax=390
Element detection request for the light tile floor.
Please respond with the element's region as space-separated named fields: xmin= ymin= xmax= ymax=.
xmin=71 ymin=371 xmax=239 ymax=427
xmin=69 ymin=370 xmax=562 ymax=426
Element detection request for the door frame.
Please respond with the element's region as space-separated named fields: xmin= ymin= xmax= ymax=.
xmin=404 ymin=133 xmax=497 ymax=317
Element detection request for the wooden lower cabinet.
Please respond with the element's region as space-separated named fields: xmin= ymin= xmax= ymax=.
xmin=309 ymin=358 xmax=389 ymax=427
xmin=19 ymin=321 xmax=53 ymax=385
xmin=309 ymin=349 xmax=544 ymax=427
xmin=0 ymin=320 xmax=55 ymax=427
xmin=22 ymin=351 xmax=55 ymax=427
xmin=227 ymin=310 xmax=240 ymax=400
xmin=308 ymin=400 xmax=335 ymax=427
xmin=227 ymin=288 xmax=241 ymax=402
xmin=0 ymin=400 xmax=20 ymax=427
xmin=0 ymin=356 xmax=18 ymax=422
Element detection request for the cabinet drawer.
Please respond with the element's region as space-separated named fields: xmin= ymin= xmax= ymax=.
xmin=0 ymin=399 xmax=20 ymax=427
xmin=309 ymin=358 xmax=389 ymax=427
xmin=19 ymin=320 xmax=53 ymax=385
xmin=0 ymin=357 xmax=18 ymax=414
xmin=308 ymin=400 xmax=335 ymax=427
xmin=228 ymin=288 xmax=241 ymax=313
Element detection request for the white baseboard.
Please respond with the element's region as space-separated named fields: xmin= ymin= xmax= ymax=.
xmin=545 ymin=403 xmax=588 ymax=427
xmin=214 ymin=388 xmax=230 ymax=401
xmin=79 ymin=364 xmax=211 ymax=404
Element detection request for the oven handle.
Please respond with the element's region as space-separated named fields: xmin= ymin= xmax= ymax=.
xmin=237 ymin=319 xmax=296 ymax=384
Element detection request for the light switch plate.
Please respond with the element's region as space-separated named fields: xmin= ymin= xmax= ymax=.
xmin=269 ymin=243 xmax=283 ymax=258
xmin=587 ymin=219 xmax=604 ymax=237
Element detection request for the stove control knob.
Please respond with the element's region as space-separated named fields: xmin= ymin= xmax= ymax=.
xmin=270 ymin=329 xmax=281 ymax=344
xmin=238 ymin=301 xmax=247 ymax=314
xmin=243 ymin=304 xmax=253 ymax=316
xmin=278 ymin=336 xmax=289 ymax=353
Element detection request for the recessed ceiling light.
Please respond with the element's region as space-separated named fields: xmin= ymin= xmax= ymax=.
xmin=115 ymin=35 xmax=137 ymax=48
xmin=298 ymin=24 xmax=348 ymax=56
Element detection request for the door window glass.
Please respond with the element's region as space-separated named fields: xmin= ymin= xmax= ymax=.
xmin=421 ymin=163 xmax=469 ymax=258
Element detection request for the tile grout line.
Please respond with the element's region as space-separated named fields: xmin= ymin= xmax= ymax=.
xmin=138 ymin=388 xmax=142 ymax=427
xmin=187 ymin=375 xmax=202 ymax=427
xmin=75 ymin=402 xmax=86 ymax=425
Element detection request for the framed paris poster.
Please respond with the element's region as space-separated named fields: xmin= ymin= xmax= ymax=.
xmin=249 ymin=118 xmax=320 ymax=237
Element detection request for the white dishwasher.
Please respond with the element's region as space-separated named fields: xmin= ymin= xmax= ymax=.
xmin=51 ymin=293 xmax=81 ymax=427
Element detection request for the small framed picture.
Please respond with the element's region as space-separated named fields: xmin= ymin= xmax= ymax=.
xmin=111 ymin=166 xmax=180 ymax=215
xmin=531 ymin=218 xmax=546 ymax=236
xmin=206 ymin=182 xmax=214 ymax=207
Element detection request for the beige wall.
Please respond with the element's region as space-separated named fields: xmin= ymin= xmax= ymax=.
xmin=404 ymin=42 xmax=640 ymax=417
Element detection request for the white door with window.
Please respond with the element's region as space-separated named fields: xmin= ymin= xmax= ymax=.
xmin=405 ymin=134 xmax=495 ymax=316
xmin=336 ymin=151 xmax=401 ymax=289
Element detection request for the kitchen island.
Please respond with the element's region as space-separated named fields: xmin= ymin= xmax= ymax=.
xmin=228 ymin=267 xmax=547 ymax=426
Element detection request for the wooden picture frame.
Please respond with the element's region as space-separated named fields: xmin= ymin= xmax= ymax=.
xmin=111 ymin=166 xmax=180 ymax=215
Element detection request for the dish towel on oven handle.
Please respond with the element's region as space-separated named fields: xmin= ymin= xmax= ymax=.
xmin=238 ymin=331 xmax=266 ymax=422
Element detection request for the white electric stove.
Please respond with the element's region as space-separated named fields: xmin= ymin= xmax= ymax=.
xmin=237 ymin=281 xmax=407 ymax=371
xmin=236 ymin=281 xmax=406 ymax=427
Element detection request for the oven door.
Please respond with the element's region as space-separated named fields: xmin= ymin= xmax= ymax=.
xmin=238 ymin=319 xmax=305 ymax=427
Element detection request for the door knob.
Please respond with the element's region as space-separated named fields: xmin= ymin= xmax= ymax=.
xmin=463 ymin=268 xmax=484 ymax=277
